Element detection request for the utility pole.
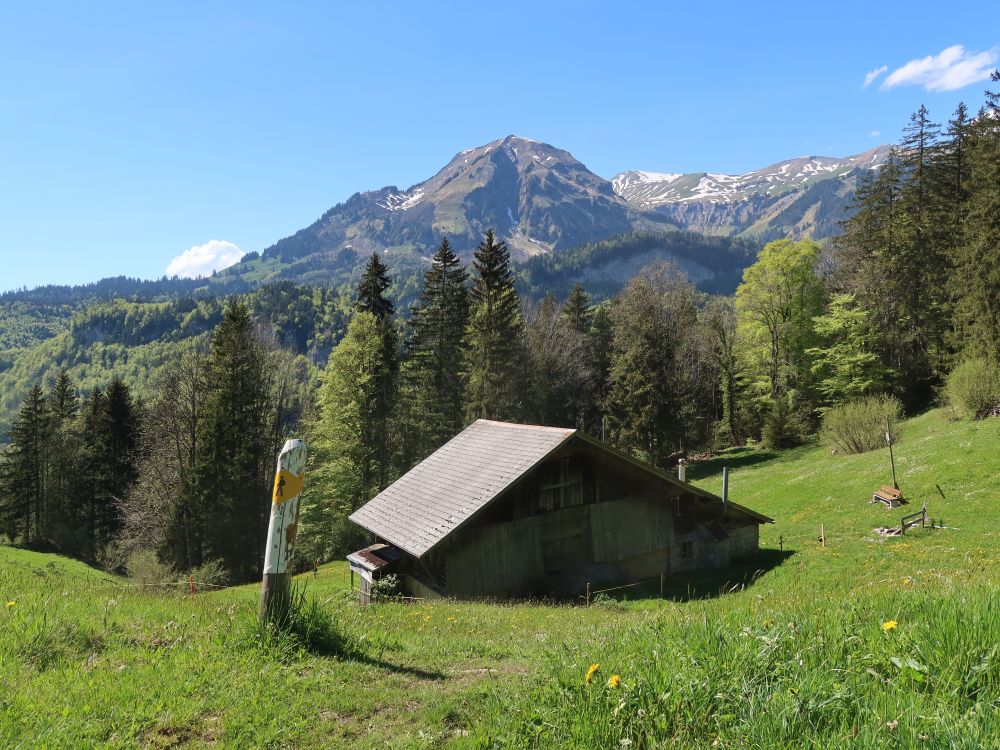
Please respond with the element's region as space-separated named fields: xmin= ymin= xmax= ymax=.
xmin=259 ymin=439 xmax=308 ymax=623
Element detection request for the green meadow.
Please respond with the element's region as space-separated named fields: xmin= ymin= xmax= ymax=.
xmin=2 ymin=408 xmax=999 ymax=748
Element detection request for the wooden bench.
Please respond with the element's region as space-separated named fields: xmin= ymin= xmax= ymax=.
xmin=871 ymin=485 xmax=904 ymax=508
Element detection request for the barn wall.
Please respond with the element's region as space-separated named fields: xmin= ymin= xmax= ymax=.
xmin=445 ymin=515 xmax=544 ymax=597
xmin=670 ymin=522 xmax=760 ymax=573
xmin=728 ymin=523 xmax=759 ymax=559
xmin=591 ymin=496 xmax=673 ymax=563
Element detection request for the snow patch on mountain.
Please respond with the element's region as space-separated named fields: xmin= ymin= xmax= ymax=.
xmin=613 ymin=146 xmax=891 ymax=207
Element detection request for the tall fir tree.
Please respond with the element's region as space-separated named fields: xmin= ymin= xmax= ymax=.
xmin=354 ymin=254 xmax=398 ymax=486
xmin=45 ymin=369 xmax=83 ymax=554
xmin=0 ymin=384 xmax=49 ymax=544
xmin=606 ymin=265 xmax=700 ymax=467
xmin=465 ymin=228 xmax=526 ymax=421
xmin=561 ymin=283 xmax=592 ymax=335
xmin=356 ymin=252 xmax=395 ymax=320
xmin=953 ymin=75 xmax=1000 ymax=356
xmin=305 ymin=312 xmax=398 ymax=558
xmin=84 ymin=378 xmax=140 ymax=556
xmin=525 ymin=294 xmax=591 ymax=427
xmin=401 ymin=237 xmax=469 ymax=461
xmin=585 ymin=305 xmax=614 ymax=437
xmin=195 ymin=301 xmax=279 ymax=581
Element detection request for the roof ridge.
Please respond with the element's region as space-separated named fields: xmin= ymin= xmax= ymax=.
xmin=473 ymin=419 xmax=576 ymax=434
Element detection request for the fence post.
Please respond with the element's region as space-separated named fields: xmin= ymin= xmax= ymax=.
xmin=189 ymin=575 xmax=195 ymax=596
xmin=259 ymin=439 xmax=308 ymax=623
xmin=660 ymin=572 xmax=665 ymax=599
xmin=585 ymin=582 xmax=591 ymax=607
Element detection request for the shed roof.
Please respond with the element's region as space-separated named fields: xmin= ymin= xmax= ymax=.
xmin=349 ymin=420 xmax=574 ymax=557
xmin=349 ymin=419 xmax=772 ymax=558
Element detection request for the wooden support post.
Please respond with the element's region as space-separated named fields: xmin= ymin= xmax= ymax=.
xmin=585 ymin=582 xmax=591 ymax=607
xmin=660 ymin=572 xmax=665 ymax=599
xmin=886 ymin=417 xmax=898 ymax=490
xmin=259 ymin=439 xmax=308 ymax=623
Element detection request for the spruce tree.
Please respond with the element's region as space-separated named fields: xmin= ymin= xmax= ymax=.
xmin=307 ymin=312 xmax=397 ymax=557
xmin=465 ymin=228 xmax=526 ymax=421
xmin=45 ymin=369 xmax=83 ymax=553
xmin=402 ymin=237 xmax=469 ymax=459
xmin=0 ymin=384 xmax=49 ymax=543
xmin=526 ymin=294 xmax=591 ymax=427
xmin=562 ymin=283 xmax=592 ymax=335
xmin=85 ymin=378 xmax=140 ymax=555
xmin=953 ymin=75 xmax=1000 ymax=356
xmin=586 ymin=305 xmax=614 ymax=437
xmin=195 ymin=301 xmax=278 ymax=581
xmin=357 ymin=252 xmax=395 ymax=320
xmin=354 ymin=254 xmax=399 ymax=486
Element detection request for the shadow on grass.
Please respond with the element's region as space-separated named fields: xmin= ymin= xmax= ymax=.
xmin=261 ymin=586 xmax=446 ymax=680
xmin=589 ymin=548 xmax=795 ymax=604
xmin=685 ymin=450 xmax=780 ymax=481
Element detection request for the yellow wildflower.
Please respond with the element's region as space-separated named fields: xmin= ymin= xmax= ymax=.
xmin=881 ymin=620 xmax=898 ymax=632
xmin=608 ymin=674 xmax=621 ymax=688
xmin=585 ymin=663 xmax=600 ymax=685
xmin=5 ymin=601 xmax=14 ymax=607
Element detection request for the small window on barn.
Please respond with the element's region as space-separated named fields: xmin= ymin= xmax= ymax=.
xmin=538 ymin=457 xmax=583 ymax=513
xmin=680 ymin=541 xmax=694 ymax=560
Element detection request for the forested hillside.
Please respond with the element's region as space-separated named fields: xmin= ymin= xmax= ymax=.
xmin=2 ymin=76 xmax=999 ymax=587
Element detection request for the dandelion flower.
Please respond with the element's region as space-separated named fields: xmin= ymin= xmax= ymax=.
xmin=5 ymin=601 xmax=14 ymax=607
xmin=882 ymin=620 xmax=898 ymax=632
xmin=608 ymin=674 xmax=621 ymax=688
xmin=585 ymin=663 xmax=600 ymax=685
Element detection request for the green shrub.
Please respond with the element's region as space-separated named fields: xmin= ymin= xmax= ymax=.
xmin=945 ymin=358 xmax=1000 ymax=420
xmin=761 ymin=394 xmax=812 ymax=449
xmin=371 ymin=573 xmax=401 ymax=601
xmin=124 ymin=549 xmax=173 ymax=589
xmin=820 ymin=394 xmax=901 ymax=454
xmin=182 ymin=559 xmax=229 ymax=590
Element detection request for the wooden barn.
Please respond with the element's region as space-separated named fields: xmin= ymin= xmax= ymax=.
xmin=347 ymin=420 xmax=772 ymax=601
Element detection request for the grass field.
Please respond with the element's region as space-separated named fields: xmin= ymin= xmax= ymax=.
xmin=2 ymin=408 xmax=999 ymax=748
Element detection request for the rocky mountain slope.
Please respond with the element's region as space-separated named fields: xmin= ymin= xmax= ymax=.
xmin=612 ymin=146 xmax=890 ymax=241
xmin=261 ymin=136 xmax=646 ymax=265
xmin=245 ymin=137 xmax=888 ymax=285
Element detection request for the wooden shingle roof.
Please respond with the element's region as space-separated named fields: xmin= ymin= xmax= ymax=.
xmin=349 ymin=420 xmax=575 ymax=557
xmin=349 ymin=419 xmax=773 ymax=558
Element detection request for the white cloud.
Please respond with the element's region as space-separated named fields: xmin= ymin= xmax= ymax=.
xmin=881 ymin=45 xmax=998 ymax=92
xmin=166 ymin=240 xmax=243 ymax=279
xmin=870 ymin=130 xmax=881 ymax=138
xmin=863 ymin=65 xmax=888 ymax=88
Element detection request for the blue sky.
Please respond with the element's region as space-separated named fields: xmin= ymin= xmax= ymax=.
xmin=1 ymin=1 xmax=998 ymax=291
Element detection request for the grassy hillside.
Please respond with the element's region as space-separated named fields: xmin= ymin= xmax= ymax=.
xmin=2 ymin=409 xmax=999 ymax=748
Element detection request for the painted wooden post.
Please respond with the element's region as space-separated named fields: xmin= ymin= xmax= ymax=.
xmin=886 ymin=417 xmax=898 ymax=490
xmin=259 ymin=438 xmax=308 ymax=623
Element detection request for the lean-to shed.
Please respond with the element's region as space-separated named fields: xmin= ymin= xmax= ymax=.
xmin=347 ymin=420 xmax=772 ymax=600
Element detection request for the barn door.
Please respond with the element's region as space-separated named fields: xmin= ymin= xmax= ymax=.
xmin=541 ymin=507 xmax=591 ymax=572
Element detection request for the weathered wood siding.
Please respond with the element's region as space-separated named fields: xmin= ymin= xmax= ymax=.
xmin=591 ymin=496 xmax=673 ymax=563
xmin=445 ymin=515 xmax=544 ymax=597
